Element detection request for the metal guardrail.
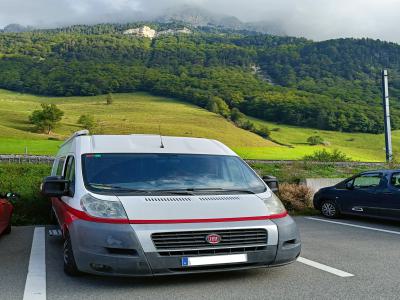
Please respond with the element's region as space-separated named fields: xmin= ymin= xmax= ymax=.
xmin=0 ymin=154 xmax=391 ymax=167
xmin=245 ymin=160 xmax=389 ymax=167
xmin=0 ymin=155 xmax=55 ymax=164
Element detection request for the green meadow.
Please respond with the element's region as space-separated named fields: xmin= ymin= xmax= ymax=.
xmin=0 ymin=88 xmax=395 ymax=161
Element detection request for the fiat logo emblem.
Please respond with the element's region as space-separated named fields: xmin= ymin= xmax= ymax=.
xmin=206 ymin=234 xmax=221 ymax=244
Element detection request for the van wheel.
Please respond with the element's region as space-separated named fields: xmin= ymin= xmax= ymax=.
xmin=320 ymin=200 xmax=340 ymax=218
xmin=63 ymin=233 xmax=81 ymax=276
xmin=3 ymin=222 xmax=11 ymax=235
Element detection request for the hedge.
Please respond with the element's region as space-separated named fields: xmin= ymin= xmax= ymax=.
xmin=0 ymin=163 xmax=51 ymax=225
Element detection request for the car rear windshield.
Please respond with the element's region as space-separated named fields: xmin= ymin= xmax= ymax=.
xmin=82 ymin=153 xmax=266 ymax=195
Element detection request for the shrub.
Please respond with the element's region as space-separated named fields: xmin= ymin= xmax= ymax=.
xmin=303 ymin=149 xmax=350 ymax=162
xmin=234 ymin=118 xmax=255 ymax=131
xmin=307 ymin=135 xmax=324 ymax=145
xmin=253 ymin=126 xmax=270 ymax=138
xmin=230 ymin=107 xmax=244 ymax=122
xmin=0 ymin=163 xmax=52 ymax=225
xmin=278 ymin=183 xmax=313 ymax=211
xmin=106 ymin=93 xmax=114 ymax=105
xmin=78 ymin=114 xmax=96 ymax=132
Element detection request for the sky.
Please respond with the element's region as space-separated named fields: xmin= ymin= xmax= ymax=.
xmin=0 ymin=0 xmax=400 ymax=43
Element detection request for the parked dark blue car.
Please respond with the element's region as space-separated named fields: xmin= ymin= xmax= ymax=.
xmin=314 ymin=170 xmax=400 ymax=220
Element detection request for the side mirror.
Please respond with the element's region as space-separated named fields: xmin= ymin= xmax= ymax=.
xmin=262 ymin=175 xmax=279 ymax=193
xmin=41 ymin=176 xmax=70 ymax=197
xmin=346 ymin=181 xmax=354 ymax=190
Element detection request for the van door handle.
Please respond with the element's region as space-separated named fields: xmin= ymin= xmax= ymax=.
xmin=383 ymin=192 xmax=393 ymax=195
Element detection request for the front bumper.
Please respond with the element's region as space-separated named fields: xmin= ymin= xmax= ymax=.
xmin=68 ymin=216 xmax=300 ymax=277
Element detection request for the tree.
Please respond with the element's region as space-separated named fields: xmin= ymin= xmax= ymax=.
xmin=77 ymin=114 xmax=95 ymax=132
xmin=206 ymin=100 xmax=219 ymax=113
xmin=29 ymin=104 xmax=64 ymax=134
xmin=106 ymin=93 xmax=113 ymax=105
xmin=213 ymin=96 xmax=230 ymax=118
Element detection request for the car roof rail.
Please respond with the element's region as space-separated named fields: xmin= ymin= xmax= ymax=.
xmin=60 ymin=130 xmax=90 ymax=147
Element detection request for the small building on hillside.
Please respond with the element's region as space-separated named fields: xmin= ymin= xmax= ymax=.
xmin=123 ymin=26 xmax=156 ymax=39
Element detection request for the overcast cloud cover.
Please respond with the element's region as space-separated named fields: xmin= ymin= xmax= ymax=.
xmin=0 ymin=0 xmax=399 ymax=43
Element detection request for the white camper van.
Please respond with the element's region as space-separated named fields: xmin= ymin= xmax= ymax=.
xmin=42 ymin=131 xmax=300 ymax=276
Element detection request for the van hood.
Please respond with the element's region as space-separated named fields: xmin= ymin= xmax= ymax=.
xmin=117 ymin=193 xmax=271 ymax=222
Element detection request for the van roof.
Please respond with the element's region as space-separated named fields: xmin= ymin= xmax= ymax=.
xmin=58 ymin=133 xmax=238 ymax=156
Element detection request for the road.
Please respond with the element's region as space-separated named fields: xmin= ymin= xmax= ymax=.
xmin=1 ymin=216 xmax=400 ymax=300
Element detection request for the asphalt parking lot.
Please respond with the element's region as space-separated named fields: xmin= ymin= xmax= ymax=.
xmin=1 ymin=216 xmax=400 ymax=300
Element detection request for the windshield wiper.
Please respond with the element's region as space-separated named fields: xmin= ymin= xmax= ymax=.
xmin=149 ymin=189 xmax=195 ymax=195
xmin=185 ymin=188 xmax=256 ymax=194
xmin=89 ymin=184 xmax=150 ymax=193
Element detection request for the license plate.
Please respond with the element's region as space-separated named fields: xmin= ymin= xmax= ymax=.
xmin=181 ymin=254 xmax=248 ymax=267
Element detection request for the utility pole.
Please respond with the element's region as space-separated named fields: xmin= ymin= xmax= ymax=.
xmin=382 ymin=69 xmax=393 ymax=163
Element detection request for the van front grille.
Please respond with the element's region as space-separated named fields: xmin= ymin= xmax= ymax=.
xmin=151 ymin=228 xmax=268 ymax=251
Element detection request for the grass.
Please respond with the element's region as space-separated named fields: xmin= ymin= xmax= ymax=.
xmin=0 ymin=89 xmax=275 ymax=155
xmin=242 ymin=117 xmax=399 ymax=162
xmin=0 ymin=88 xmax=396 ymax=161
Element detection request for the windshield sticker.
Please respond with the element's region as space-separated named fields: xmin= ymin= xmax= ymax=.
xmin=86 ymin=154 xmax=102 ymax=158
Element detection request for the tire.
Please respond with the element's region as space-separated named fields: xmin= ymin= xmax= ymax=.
xmin=63 ymin=232 xmax=81 ymax=276
xmin=3 ymin=222 xmax=11 ymax=235
xmin=320 ymin=200 xmax=340 ymax=218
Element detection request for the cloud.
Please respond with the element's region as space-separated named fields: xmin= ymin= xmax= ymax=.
xmin=0 ymin=0 xmax=400 ymax=43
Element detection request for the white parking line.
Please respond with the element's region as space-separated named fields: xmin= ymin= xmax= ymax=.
xmin=305 ymin=217 xmax=400 ymax=235
xmin=297 ymin=257 xmax=354 ymax=278
xmin=23 ymin=227 xmax=46 ymax=300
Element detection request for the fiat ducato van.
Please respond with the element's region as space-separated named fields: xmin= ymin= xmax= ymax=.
xmin=42 ymin=130 xmax=301 ymax=276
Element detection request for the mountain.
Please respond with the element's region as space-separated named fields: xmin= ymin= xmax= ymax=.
xmin=0 ymin=23 xmax=399 ymax=135
xmin=0 ymin=6 xmax=284 ymax=36
xmin=156 ymin=5 xmax=243 ymax=28
xmin=154 ymin=5 xmax=284 ymax=35
xmin=1 ymin=23 xmax=34 ymax=33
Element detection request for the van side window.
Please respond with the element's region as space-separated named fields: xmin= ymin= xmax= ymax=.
xmin=64 ymin=156 xmax=75 ymax=194
xmin=56 ymin=157 xmax=66 ymax=176
xmin=390 ymin=173 xmax=400 ymax=189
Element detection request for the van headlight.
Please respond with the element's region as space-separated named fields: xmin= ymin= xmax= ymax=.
xmin=81 ymin=194 xmax=128 ymax=219
xmin=261 ymin=193 xmax=286 ymax=215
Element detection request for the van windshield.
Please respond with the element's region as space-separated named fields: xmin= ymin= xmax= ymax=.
xmin=82 ymin=154 xmax=266 ymax=195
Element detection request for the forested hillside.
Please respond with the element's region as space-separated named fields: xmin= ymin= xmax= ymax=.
xmin=0 ymin=23 xmax=399 ymax=134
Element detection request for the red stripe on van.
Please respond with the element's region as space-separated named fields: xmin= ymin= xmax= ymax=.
xmin=55 ymin=198 xmax=288 ymax=224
